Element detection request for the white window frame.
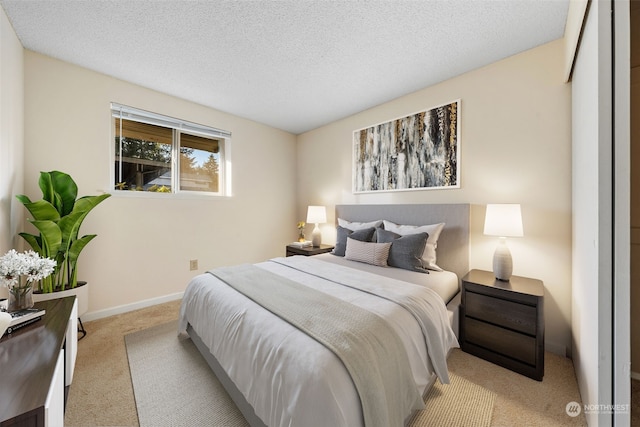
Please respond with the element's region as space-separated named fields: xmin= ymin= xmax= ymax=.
xmin=110 ymin=103 xmax=232 ymax=197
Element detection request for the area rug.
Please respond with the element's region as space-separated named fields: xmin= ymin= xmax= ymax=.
xmin=408 ymin=371 xmax=496 ymax=426
xmin=126 ymin=321 xmax=495 ymax=427
xmin=125 ymin=321 xmax=248 ymax=427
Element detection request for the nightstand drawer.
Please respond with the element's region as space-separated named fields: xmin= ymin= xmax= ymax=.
xmin=465 ymin=318 xmax=536 ymax=365
xmin=465 ymin=292 xmax=537 ymax=335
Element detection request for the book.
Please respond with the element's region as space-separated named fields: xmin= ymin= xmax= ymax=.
xmin=2 ymin=307 xmax=46 ymax=335
xmin=290 ymin=241 xmax=312 ymax=248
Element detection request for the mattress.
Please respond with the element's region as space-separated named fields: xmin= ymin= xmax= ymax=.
xmin=179 ymin=256 xmax=459 ymax=427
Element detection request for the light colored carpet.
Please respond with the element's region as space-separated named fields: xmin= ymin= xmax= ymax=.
xmin=125 ymin=320 xmax=496 ymax=427
xmin=64 ymin=300 xmax=589 ymax=427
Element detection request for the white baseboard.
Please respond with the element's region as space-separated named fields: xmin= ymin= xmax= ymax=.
xmin=81 ymin=292 xmax=183 ymax=322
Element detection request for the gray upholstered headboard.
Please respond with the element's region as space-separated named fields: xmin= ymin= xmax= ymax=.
xmin=335 ymin=204 xmax=470 ymax=280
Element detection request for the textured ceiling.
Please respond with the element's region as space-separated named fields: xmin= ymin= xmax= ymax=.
xmin=1 ymin=0 xmax=569 ymax=134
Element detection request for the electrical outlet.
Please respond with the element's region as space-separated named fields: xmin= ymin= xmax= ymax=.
xmin=189 ymin=259 xmax=198 ymax=271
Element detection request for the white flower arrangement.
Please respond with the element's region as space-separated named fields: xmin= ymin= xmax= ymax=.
xmin=0 ymin=249 xmax=56 ymax=289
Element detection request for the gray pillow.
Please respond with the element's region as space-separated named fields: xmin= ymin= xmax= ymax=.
xmin=376 ymin=228 xmax=429 ymax=273
xmin=332 ymin=226 xmax=376 ymax=257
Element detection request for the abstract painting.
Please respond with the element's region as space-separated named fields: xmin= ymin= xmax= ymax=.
xmin=353 ymin=100 xmax=460 ymax=193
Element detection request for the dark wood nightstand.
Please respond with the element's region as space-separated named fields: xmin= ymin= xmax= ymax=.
xmin=285 ymin=244 xmax=334 ymax=257
xmin=460 ymin=269 xmax=544 ymax=381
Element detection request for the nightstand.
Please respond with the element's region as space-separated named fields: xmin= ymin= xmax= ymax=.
xmin=460 ymin=269 xmax=544 ymax=381
xmin=285 ymin=244 xmax=334 ymax=257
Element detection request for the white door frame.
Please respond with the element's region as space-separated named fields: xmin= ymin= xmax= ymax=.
xmin=613 ymin=0 xmax=631 ymax=425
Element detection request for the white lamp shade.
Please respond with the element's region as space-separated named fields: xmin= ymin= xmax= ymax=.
xmin=306 ymin=206 xmax=327 ymax=224
xmin=484 ymin=204 xmax=524 ymax=237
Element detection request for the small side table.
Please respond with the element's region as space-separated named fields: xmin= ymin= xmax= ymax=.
xmin=285 ymin=244 xmax=334 ymax=257
xmin=460 ymin=269 xmax=545 ymax=381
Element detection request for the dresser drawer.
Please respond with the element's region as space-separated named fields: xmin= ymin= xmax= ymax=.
xmin=465 ymin=291 xmax=537 ymax=335
xmin=464 ymin=317 xmax=536 ymax=365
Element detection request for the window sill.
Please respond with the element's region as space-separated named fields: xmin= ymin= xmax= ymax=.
xmin=108 ymin=190 xmax=232 ymax=200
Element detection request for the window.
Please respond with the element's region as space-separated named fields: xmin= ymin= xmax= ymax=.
xmin=111 ymin=103 xmax=231 ymax=195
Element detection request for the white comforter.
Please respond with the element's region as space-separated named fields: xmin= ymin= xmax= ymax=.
xmin=178 ymin=257 xmax=459 ymax=427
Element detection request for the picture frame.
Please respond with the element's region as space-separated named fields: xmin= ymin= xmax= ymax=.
xmin=352 ymin=99 xmax=460 ymax=193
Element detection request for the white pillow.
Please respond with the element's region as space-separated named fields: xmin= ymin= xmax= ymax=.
xmin=344 ymin=238 xmax=391 ymax=267
xmin=382 ymin=220 xmax=445 ymax=271
xmin=338 ymin=218 xmax=383 ymax=231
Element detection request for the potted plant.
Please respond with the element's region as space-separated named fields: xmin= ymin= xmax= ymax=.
xmin=16 ymin=171 xmax=110 ymax=317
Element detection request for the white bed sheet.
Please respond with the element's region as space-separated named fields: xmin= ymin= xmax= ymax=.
xmin=179 ymin=257 xmax=458 ymax=427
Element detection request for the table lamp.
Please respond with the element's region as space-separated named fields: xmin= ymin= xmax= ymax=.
xmin=483 ymin=204 xmax=523 ymax=281
xmin=306 ymin=206 xmax=327 ymax=247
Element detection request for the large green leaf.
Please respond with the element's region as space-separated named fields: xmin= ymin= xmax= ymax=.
xmin=64 ymin=234 xmax=97 ymax=288
xmin=38 ymin=172 xmax=53 ymax=201
xmin=58 ymin=210 xmax=84 ymax=250
xmin=38 ymin=172 xmax=59 ymax=213
xmin=18 ymin=232 xmax=43 ymax=254
xmin=39 ymin=171 xmax=78 ymax=216
xmin=75 ymin=194 xmax=111 ymax=211
xmin=64 ymin=194 xmax=110 ymax=239
xmin=30 ymin=220 xmax=62 ymax=259
xmin=68 ymin=235 xmax=96 ymax=266
xmin=57 ymin=194 xmax=109 ymax=253
xmin=49 ymin=171 xmax=78 ymax=216
xmin=15 ymin=196 xmax=60 ymax=221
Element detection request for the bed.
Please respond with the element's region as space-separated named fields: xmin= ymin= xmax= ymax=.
xmin=178 ymin=203 xmax=470 ymax=427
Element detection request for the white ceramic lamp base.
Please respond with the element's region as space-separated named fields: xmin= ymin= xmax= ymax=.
xmin=311 ymin=224 xmax=322 ymax=247
xmin=493 ymin=238 xmax=513 ymax=281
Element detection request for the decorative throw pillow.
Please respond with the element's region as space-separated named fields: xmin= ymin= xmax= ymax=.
xmin=332 ymin=226 xmax=376 ymax=257
xmin=344 ymin=238 xmax=391 ymax=267
xmin=337 ymin=218 xmax=383 ymax=231
xmin=376 ymin=229 xmax=429 ymax=273
xmin=382 ymin=220 xmax=445 ymax=271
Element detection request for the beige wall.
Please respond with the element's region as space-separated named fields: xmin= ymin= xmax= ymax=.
xmin=10 ymin=25 xmax=572 ymax=353
xmin=296 ymin=39 xmax=572 ymax=355
xmin=23 ymin=52 xmax=298 ymax=317
xmin=0 ymin=7 xmax=24 ymax=301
